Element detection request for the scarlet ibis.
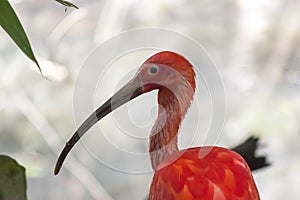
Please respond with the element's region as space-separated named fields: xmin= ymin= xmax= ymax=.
xmin=55 ymin=51 xmax=263 ymax=199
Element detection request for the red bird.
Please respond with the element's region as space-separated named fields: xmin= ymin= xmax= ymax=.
xmin=55 ymin=51 xmax=261 ymax=200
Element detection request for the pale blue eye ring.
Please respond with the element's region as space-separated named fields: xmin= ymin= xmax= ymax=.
xmin=148 ymin=65 xmax=158 ymax=74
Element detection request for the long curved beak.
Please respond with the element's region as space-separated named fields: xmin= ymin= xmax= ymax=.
xmin=54 ymin=75 xmax=143 ymax=175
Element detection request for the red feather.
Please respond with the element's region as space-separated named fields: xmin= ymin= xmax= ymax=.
xmin=150 ymin=147 xmax=260 ymax=200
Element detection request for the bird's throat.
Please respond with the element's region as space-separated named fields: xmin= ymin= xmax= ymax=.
xmin=149 ymin=88 xmax=192 ymax=170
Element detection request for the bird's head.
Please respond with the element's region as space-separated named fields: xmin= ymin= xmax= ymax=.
xmin=54 ymin=51 xmax=196 ymax=174
xmin=135 ymin=51 xmax=196 ymax=95
xmin=105 ymin=51 xmax=196 ymax=114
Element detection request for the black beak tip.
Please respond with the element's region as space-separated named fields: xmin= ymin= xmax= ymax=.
xmin=54 ymin=160 xmax=62 ymax=175
xmin=54 ymin=133 xmax=81 ymax=176
xmin=54 ymin=145 xmax=70 ymax=175
xmin=54 ymin=167 xmax=60 ymax=175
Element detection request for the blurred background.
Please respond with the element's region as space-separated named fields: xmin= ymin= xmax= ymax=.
xmin=0 ymin=0 xmax=300 ymax=199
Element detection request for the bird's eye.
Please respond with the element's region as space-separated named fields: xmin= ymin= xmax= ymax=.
xmin=148 ymin=65 xmax=158 ymax=75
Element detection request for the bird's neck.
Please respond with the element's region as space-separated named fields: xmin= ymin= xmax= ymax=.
xmin=149 ymin=87 xmax=194 ymax=170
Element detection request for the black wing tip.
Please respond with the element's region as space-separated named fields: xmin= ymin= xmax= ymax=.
xmin=232 ymin=135 xmax=270 ymax=171
xmin=250 ymin=156 xmax=271 ymax=170
xmin=244 ymin=136 xmax=259 ymax=146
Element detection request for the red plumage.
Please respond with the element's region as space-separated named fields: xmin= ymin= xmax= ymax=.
xmin=150 ymin=147 xmax=259 ymax=200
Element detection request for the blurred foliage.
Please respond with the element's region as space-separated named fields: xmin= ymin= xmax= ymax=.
xmin=0 ymin=155 xmax=27 ymax=200
xmin=0 ymin=0 xmax=78 ymax=73
xmin=54 ymin=0 xmax=79 ymax=12
xmin=0 ymin=0 xmax=41 ymax=73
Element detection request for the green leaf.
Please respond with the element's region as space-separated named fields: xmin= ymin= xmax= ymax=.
xmin=0 ymin=0 xmax=41 ymax=73
xmin=0 ymin=155 xmax=27 ymax=200
xmin=55 ymin=0 xmax=79 ymax=10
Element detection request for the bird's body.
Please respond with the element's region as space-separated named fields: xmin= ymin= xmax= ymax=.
xmin=150 ymin=147 xmax=259 ymax=200
xmin=55 ymin=51 xmax=261 ymax=200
